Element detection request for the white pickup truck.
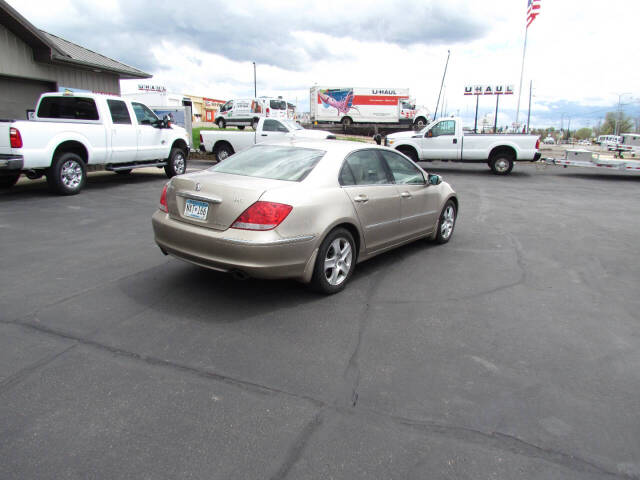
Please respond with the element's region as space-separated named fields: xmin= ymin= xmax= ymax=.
xmin=385 ymin=117 xmax=541 ymax=174
xmin=200 ymin=117 xmax=334 ymax=161
xmin=0 ymin=92 xmax=191 ymax=194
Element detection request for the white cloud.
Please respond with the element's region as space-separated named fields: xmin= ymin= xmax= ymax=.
xmin=6 ymin=0 xmax=640 ymax=128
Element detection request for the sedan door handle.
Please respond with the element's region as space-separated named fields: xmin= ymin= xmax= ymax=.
xmin=400 ymin=191 xmax=412 ymax=198
xmin=353 ymin=194 xmax=369 ymax=203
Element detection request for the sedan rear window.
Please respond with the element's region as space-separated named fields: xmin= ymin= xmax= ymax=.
xmin=210 ymin=145 xmax=325 ymax=182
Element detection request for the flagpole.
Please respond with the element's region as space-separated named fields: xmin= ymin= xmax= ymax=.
xmin=515 ymin=26 xmax=528 ymax=130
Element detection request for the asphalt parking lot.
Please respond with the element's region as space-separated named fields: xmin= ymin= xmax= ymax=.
xmin=1 ymin=159 xmax=639 ymax=479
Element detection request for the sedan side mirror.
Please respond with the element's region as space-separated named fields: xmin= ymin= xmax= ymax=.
xmin=428 ymin=174 xmax=442 ymax=185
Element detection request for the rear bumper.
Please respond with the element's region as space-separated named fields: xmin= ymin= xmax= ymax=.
xmin=152 ymin=210 xmax=317 ymax=280
xmin=0 ymin=154 xmax=23 ymax=171
xmin=532 ymin=152 xmax=542 ymax=162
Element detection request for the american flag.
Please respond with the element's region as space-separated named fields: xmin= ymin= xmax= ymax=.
xmin=527 ymin=0 xmax=541 ymax=28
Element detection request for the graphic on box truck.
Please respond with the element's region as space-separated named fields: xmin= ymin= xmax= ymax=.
xmin=311 ymin=87 xmax=413 ymax=123
xmin=318 ymin=89 xmax=357 ymax=115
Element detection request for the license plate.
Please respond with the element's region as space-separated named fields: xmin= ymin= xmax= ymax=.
xmin=184 ymin=199 xmax=209 ymax=220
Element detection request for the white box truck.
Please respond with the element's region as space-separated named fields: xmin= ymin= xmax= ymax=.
xmin=309 ymin=86 xmax=429 ymax=126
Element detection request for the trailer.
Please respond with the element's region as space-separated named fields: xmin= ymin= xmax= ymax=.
xmin=544 ymin=149 xmax=640 ymax=171
xmin=309 ymin=86 xmax=429 ymax=126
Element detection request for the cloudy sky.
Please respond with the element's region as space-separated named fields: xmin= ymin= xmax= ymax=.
xmin=8 ymin=0 xmax=639 ymax=129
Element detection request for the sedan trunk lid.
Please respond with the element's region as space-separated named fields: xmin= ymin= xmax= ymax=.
xmin=167 ymin=171 xmax=292 ymax=231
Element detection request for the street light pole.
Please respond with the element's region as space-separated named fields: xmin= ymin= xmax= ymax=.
xmin=253 ymin=62 xmax=257 ymax=98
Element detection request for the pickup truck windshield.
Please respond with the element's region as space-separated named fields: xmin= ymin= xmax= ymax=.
xmin=37 ymin=97 xmax=99 ymax=120
xmin=270 ymin=100 xmax=287 ymax=110
xmin=209 ymin=145 xmax=324 ymax=182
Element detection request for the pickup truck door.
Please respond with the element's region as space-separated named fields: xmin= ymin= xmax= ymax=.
xmin=131 ymin=102 xmax=166 ymax=160
xmin=340 ymin=149 xmax=403 ymax=253
xmin=380 ymin=150 xmax=440 ymax=237
xmin=259 ymin=119 xmax=290 ymax=141
xmin=106 ymin=99 xmax=138 ymax=163
xmin=420 ymin=119 xmax=459 ymax=160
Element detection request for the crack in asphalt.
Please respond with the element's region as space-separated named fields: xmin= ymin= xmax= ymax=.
xmin=0 ymin=343 xmax=77 ymax=396
xmin=268 ymin=409 xmax=325 ymax=480
xmin=1 ymin=317 xmax=635 ymax=479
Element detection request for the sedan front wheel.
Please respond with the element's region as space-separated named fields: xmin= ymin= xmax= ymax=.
xmin=434 ymin=200 xmax=456 ymax=244
xmin=310 ymin=228 xmax=356 ymax=294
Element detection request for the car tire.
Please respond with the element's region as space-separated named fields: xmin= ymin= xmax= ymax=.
xmin=46 ymin=152 xmax=86 ymax=195
xmin=310 ymin=228 xmax=356 ymax=294
xmin=0 ymin=174 xmax=20 ymax=189
xmin=215 ymin=143 xmax=234 ymax=162
xmin=434 ymin=200 xmax=456 ymax=244
xmin=252 ymin=119 xmax=259 ymax=130
xmin=489 ymin=153 xmax=514 ymax=175
xmin=237 ymin=125 xmax=245 ymax=130
xmin=341 ymin=116 xmax=353 ymax=126
xmin=115 ymin=169 xmax=132 ymax=175
xmin=217 ymin=118 xmax=225 ymax=129
xmin=165 ymin=147 xmax=187 ymax=178
xmin=414 ymin=117 xmax=427 ymax=128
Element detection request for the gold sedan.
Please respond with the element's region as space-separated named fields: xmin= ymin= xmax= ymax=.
xmin=152 ymin=139 xmax=458 ymax=294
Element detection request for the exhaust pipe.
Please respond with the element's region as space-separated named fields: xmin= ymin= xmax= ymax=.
xmin=230 ymin=269 xmax=249 ymax=281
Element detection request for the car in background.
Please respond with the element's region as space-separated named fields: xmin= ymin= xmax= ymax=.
xmin=152 ymin=140 xmax=458 ymax=294
xmin=200 ymin=117 xmax=334 ymax=161
xmin=216 ymin=96 xmax=288 ymax=130
xmin=543 ymin=136 xmax=555 ymax=145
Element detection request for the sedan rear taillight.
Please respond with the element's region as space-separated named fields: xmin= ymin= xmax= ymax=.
xmin=159 ymin=184 xmax=168 ymax=212
xmin=231 ymin=201 xmax=292 ymax=230
xmin=10 ymin=128 xmax=22 ymax=148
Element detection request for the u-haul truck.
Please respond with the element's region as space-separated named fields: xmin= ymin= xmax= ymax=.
xmin=310 ymin=86 xmax=429 ymax=126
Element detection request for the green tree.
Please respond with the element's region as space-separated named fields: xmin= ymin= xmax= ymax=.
xmin=600 ymin=112 xmax=633 ymax=135
xmin=575 ymin=127 xmax=592 ymax=140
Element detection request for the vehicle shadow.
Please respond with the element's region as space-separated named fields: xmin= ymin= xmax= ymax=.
xmin=0 ymin=171 xmax=167 ymax=200
xmin=417 ymin=164 xmax=533 ymax=178
xmin=118 ymin=238 xmax=440 ymax=324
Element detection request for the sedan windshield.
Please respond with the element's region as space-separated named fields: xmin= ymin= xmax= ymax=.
xmin=209 ymin=145 xmax=325 ymax=182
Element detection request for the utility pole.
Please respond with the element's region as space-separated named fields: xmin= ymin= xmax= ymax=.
xmin=614 ymin=92 xmax=631 ymax=135
xmin=433 ymin=50 xmax=450 ymax=121
xmin=253 ymin=62 xmax=257 ymax=98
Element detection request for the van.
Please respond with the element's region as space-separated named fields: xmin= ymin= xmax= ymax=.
xmin=216 ymin=97 xmax=287 ymax=130
xmin=596 ymin=135 xmax=621 ymax=149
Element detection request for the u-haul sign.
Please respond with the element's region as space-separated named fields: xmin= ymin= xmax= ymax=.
xmin=464 ymin=85 xmax=514 ymax=95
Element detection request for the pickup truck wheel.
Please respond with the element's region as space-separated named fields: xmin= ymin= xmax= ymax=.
xmin=216 ymin=119 xmax=225 ymax=129
xmin=215 ymin=144 xmax=233 ymax=162
xmin=0 ymin=174 xmax=20 ymax=189
xmin=47 ymin=152 xmax=86 ymax=195
xmin=165 ymin=147 xmax=187 ymax=178
xmin=434 ymin=200 xmax=456 ymax=244
xmin=251 ymin=119 xmax=259 ymax=130
xmin=115 ymin=169 xmax=132 ymax=175
xmin=489 ymin=154 xmax=514 ymax=175
xmin=398 ymin=147 xmax=419 ymax=163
